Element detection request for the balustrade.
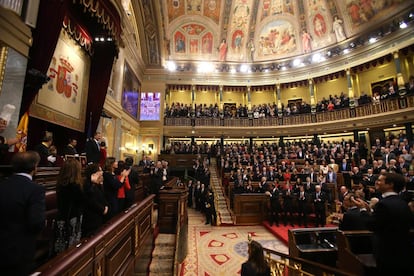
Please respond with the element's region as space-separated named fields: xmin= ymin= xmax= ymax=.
xmin=164 ymin=95 xmax=414 ymax=127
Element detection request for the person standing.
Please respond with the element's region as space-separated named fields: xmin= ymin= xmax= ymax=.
xmin=0 ymin=151 xmax=45 ymax=275
xmin=369 ymin=173 xmax=414 ymax=275
xmin=204 ymin=188 xmax=217 ymax=225
xmin=282 ymin=182 xmax=295 ymax=226
xmin=241 ymin=240 xmax=271 ymax=276
xmin=268 ymin=183 xmax=281 ymax=226
xmin=297 ymin=185 xmax=309 ymax=227
xmin=63 ymin=138 xmax=78 ymax=156
xmin=82 ymin=163 xmax=108 ymax=237
xmin=313 ymin=185 xmax=327 ymax=227
xmin=115 ymin=160 xmax=131 ymax=212
xmin=187 ymin=179 xmax=194 ymax=208
xmin=151 ymin=161 xmax=164 ymax=203
xmin=54 ymin=158 xmax=84 ymax=254
xmin=103 ymin=157 xmax=126 ymax=219
xmin=34 ymin=132 xmax=54 ymax=166
xmin=85 ymin=132 xmax=102 ymax=164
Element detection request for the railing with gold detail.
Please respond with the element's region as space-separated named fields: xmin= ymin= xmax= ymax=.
xmin=262 ymin=247 xmax=355 ymax=276
xmin=164 ymin=95 xmax=414 ymax=127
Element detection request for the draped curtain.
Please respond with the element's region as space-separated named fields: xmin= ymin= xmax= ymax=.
xmin=22 ymin=0 xmax=121 ymax=151
xmin=20 ymin=0 xmax=69 ymax=117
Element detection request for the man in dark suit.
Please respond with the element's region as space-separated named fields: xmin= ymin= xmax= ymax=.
xmin=339 ymin=158 xmax=351 ymax=172
xmin=139 ymin=155 xmax=152 ymax=173
xmin=268 ymin=183 xmax=282 ymax=226
xmin=313 ymin=185 xmax=327 ymax=227
xmin=304 ymin=176 xmax=315 ymax=193
xmin=297 ymin=185 xmax=310 ymax=227
xmin=368 ymin=173 xmax=414 ymax=275
xmin=34 ymin=132 xmax=53 ymax=166
xmin=326 ymin=166 xmax=337 ymax=184
xmin=382 ymin=148 xmax=396 ymax=166
xmin=308 ymin=167 xmax=318 ymax=183
xmin=0 ymin=151 xmax=45 ymax=275
xmin=63 ymin=138 xmax=78 ymax=156
xmin=85 ymin=132 xmax=102 ymax=164
xmin=338 ymin=193 xmax=369 ymax=231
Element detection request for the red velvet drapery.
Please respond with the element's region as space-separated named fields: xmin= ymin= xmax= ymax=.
xmin=20 ymin=0 xmax=69 ymax=117
xmin=22 ymin=0 xmax=121 ymax=151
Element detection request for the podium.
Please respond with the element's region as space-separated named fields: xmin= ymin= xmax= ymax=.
xmin=158 ymin=185 xmax=188 ymax=234
xmin=289 ymin=227 xmax=338 ymax=268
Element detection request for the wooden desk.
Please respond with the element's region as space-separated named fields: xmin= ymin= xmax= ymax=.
xmin=158 ymin=185 xmax=188 ymax=234
xmin=233 ymin=193 xmax=268 ymax=225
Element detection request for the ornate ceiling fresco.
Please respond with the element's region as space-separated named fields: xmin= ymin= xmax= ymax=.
xmin=156 ymin=0 xmax=412 ymax=63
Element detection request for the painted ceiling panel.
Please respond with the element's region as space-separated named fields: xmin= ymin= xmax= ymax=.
xmin=161 ymin=0 xmax=412 ymax=63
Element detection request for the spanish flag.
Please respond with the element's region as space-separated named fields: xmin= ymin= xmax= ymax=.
xmin=15 ymin=112 xmax=29 ymax=152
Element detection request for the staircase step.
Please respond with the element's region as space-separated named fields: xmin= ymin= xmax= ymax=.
xmin=149 ymin=260 xmax=174 ymax=273
xmin=152 ymin=246 xmax=175 ymax=259
xmin=155 ymin=234 xmax=176 ymax=245
xmin=149 ymin=273 xmax=174 ymax=276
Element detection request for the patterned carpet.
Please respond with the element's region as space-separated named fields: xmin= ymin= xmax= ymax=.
xmin=181 ymin=209 xmax=288 ymax=276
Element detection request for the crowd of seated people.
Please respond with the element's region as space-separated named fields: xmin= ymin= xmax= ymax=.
xmin=164 ymin=141 xmax=217 ymax=156
xmin=218 ymin=134 xmax=414 ymax=227
xmin=164 ymin=93 xmax=380 ymax=120
xmin=165 ymin=78 xmax=414 ymax=120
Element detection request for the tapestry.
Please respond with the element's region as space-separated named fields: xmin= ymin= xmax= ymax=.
xmin=30 ymin=29 xmax=90 ymax=131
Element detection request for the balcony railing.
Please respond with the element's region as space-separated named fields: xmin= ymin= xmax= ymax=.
xmin=164 ymin=95 xmax=414 ymax=128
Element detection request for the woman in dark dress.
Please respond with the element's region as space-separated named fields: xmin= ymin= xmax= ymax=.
xmin=241 ymin=240 xmax=271 ymax=276
xmin=103 ymin=157 xmax=125 ymax=219
xmin=55 ymin=158 xmax=84 ymax=253
xmin=82 ymin=163 xmax=109 ymax=237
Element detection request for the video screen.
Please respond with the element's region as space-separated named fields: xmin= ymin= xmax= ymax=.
xmin=139 ymin=92 xmax=161 ymax=121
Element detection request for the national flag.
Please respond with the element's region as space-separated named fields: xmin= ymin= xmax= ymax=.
xmin=15 ymin=112 xmax=29 ymax=152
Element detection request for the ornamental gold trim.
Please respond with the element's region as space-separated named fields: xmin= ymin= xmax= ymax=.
xmin=0 ymin=45 xmax=8 ymax=96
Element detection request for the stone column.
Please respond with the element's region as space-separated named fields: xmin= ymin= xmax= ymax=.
xmin=276 ymin=83 xmax=282 ymax=117
xmin=346 ymin=68 xmax=355 ymax=108
xmin=309 ymin=79 xmax=316 ymax=114
xmin=247 ymin=85 xmax=251 ymax=109
xmin=394 ymin=51 xmax=407 ymax=95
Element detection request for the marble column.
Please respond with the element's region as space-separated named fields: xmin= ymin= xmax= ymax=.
xmin=394 ymin=51 xmax=406 ymax=95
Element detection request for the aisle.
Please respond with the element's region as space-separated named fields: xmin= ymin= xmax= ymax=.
xmin=181 ymin=208 xmax=288 ymax=275
xmin=209 ymin=158 xmax=234 ymax=225
xmin=180 ymin=159 xmax=288 ymax=275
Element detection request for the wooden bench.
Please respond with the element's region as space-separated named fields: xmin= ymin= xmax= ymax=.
xmin=34 ymin=195 xmax=155 ymax=275
xmin=34 ymin=190 xmax=58 ymax=267
xmin=34 ymin=167 xmax=61 ymax=190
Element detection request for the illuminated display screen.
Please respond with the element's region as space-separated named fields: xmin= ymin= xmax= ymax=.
xmin=139 ymin=92 xmax=161 ymax=121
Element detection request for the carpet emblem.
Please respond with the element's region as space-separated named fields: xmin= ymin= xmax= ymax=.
xmin=210 ymin=254 xmax=230 ymax=265
xmin=199 ymin=231 xmax=210 ymax=237
xmin=208 ymin=239 xmax=224 ymax=247
xmin=222 ymin=232 xmax=238 ymax=239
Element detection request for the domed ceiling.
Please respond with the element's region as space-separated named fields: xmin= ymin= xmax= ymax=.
xmin=158 ymin=0 xmax=412 ymax=63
